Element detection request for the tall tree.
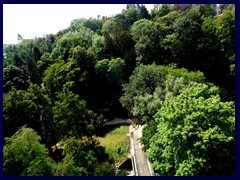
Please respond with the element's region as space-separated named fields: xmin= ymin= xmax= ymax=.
xmin=4 ymin=127 xmax=54 ymax=176
xmin=4 ymin=84 xmax=58 ymax=146
xmin=53 ymin=88 xmax=101 ymax=139
xmin=130 ymin=19 xmax=164 ymax=64
xmin=147 ymin=84 xmax=235 ymax=176
xmin=151 ymin=4 xmax=171 ymax=19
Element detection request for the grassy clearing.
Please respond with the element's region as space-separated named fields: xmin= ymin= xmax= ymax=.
xmin=95 ymin=125 xmax=130 ymax=166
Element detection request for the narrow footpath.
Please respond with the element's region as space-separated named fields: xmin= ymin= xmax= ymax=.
xmin=130 ymin=125 xmax=153 ymax=176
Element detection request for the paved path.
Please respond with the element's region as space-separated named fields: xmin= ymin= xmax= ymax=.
xmin=130 ymin=125 xmax=153 ymax=176
xmin=104 ymin=118 xmax=153 ymax=176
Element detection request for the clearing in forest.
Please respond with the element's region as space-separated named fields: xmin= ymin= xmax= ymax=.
xmin=95 ymin=125 xmax=130 ymax=167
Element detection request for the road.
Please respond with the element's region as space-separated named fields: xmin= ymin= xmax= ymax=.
xmin=130 ymin=125 xmax=153 ymax=176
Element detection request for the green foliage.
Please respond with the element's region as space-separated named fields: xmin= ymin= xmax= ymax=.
xmin=108 ymin=58 xmax=126 ymax=85
xmin=155 ymin=11 xmax=179 ymax=29
xmin=171 ymin=7 xmax=203 ymax=67
xmin=93 ymin=165 xmax=116 ymax=176
xmin=37 ymin=52 xmax=54 ymax=78
xmin=95 ymin=125 xmax=129 ymax=166
xmin=4 ymin=127 xmax=54 ymax=176
xmin=120 ymin=64 xmax=205 ymax=117
xmin=120 ymin=64 xmax=163 ymax=113
xmin=51 ymin=28 xmax=95 ymax=61
xmin=116 ymin=169 xmax=128 ymax=176
xmin=122 ymin=8 xmax=141 ymax=29
xmin=3 ymin=44 xmax=20 ymax=68
xmin=3 ymin=5 xmax=235 ymax=176
xmin=139 ymin=5 xmax=151 ymax=20
xmin=151 ymin=4 xmax=171 ymax=19
xmin=147 ymin=84 xmax=235 ymax=175
xmin=4 ymin=84 xmax=57 ymax=146
xmin=43 ymin=59 xmax=81 ymax=97
xmin=57 ymin=155 xmax=88 ymax=176
xmin=141 ymin=120 xmax=158 ymax=151
xmin=3 ymin=35 xmax=56 ymax=89
xmin=53 ymin=88 xmax=97 ymax=138
xmin=56 ymin=136 xmax=111 ymax=176
xmin=131 ymin=73 xmax=201 ymax=124
xmin=90 ymin=34 xmax=107 ymax=60
xmin=219 ymin=4 xmax=235 ymax=12
xmin=3 ymin=65 xmax=29 ymax=92
xmin=83 ymin=18 xmax=103 ymax=34
xmin=102 ymin=17 xmax=134 ymax=57
xmin=33 ymin=34 xmax=56 ymax=55
xmin=131 ymin=19 xmax=163 ymax=64
xmin=17 ymin=40 xmax=42 ymax=84
xmin=70 ymin=18 xmax=87 ymax=31
xmin=95 ymin=58 xmax=126 ymax=85
xmin=198 ymin=4 xmax=216 ymax=17
xmin=95 ymin=58 xmax=110 ymax=77
xmin=69 ymin=45 xmax=94 ymax=69
xmin=215 ymin=9 xmax=235 ymax=75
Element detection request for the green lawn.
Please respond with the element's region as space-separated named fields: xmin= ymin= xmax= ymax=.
xmin=95 ymin=125 xmax=130 ymax=166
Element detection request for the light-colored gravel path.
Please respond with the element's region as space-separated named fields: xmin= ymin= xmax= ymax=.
xmin=130 ymin=125 xmax=153 ymax=176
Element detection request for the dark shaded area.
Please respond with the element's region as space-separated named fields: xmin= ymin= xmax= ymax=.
xmin=118 ymin=158 xmax=132 ymax=171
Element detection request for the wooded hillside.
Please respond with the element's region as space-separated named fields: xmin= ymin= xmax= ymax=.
xmin=3 ymin=4 xmax=235 ymax=176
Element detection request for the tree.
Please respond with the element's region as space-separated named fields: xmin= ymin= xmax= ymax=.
xmin=37 ymin=52 xmax=55 ymax=78
xmin=102 ymin=9 xmax=138 ymax=60
xmin=51 ymin=28 xmax=95 ymax=61
xmin=171 ymin=6 xmax=204 ymax=69
xmin=4 ymin=84 xmax=58 ymax=146
xmin=89 ymin=34 xmax=108 ymax=60
xmin=43 ymin=59 xmax=81 ymax=98
xmin=94 ymin=59 xmax=110 ymax=77
xmin=130 ymin=19 xmax=164 ymax=64
xmin=33 ymin=34 xmax=56 ymax=55
xmin=95 ymin=58 xmax=126 ymax=85
xmin=53 ymin=88 xmax=98 ymax=138
xmin=198 ymin=4 xmax=216 ymax=17
xmin=69 ymin=45 xmax=94 ymax=70
xmin=120 ymin=64 xmax=205 ymax=117
xmin=3 ymin=65 xmax=29 ymax=92
xmin=122 ymin=8 xmax=141 ymax=29
xmin=120 ymin=64 xmax=165 ymax=115
xmin=17 ymin=40 xmax=41 ymax=84
xmin=83 ymin=18 xmax=103 ymax=34
xmin=198 ymin=9 xmax=235 ymax=100
xmin=3 ymin=44 xmax=21 ymax=68
xmin=215 ymin=9 xmax=235 ymax=76
xmin=55 ymin=137 xmax=111 ymax=176
xmin=172 ymin=4 xmax=192 ymax=12
xmin=102 ymin=18 xmax=133 ymax=58
xmin=70 ymin=18 xmax=87 ymax=31
xmin=151 ymin=4 xmax=171 ymax=19
xmin=139 ymin=5 xmax=151 ymax=19
xmin=107 ymin=58 xmax=126 ymax=85
xmin=4 ymin=127 xmax=54 ymax=176
xmin=219 ymin=4 xmax=235 ymax=12
xmin=147 ymin=84 xmax=235 ymax=176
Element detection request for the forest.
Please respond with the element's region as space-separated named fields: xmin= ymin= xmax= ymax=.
xmin=3 ymin=4 xmax=235 ymax=176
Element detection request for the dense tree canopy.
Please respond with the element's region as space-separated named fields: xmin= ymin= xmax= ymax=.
xmin=4 ymin=127 xmax=54 ymax=176
xmin=3 ymin=4 xmax=235 ymax=176
xmin=147 ymin=84 xmax=235 ymax=176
